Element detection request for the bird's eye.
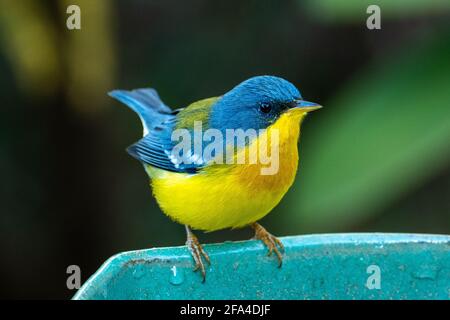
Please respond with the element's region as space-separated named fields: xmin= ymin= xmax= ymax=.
xmin=259 ymin=103 xmax=271 ymax=113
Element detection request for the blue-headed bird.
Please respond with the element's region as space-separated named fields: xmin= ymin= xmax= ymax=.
xmin=109 ymin=75 xmax=321 ymax=281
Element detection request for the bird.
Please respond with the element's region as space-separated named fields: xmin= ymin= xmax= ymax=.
xmin=109 ymin=75 xmax=321 ymax=281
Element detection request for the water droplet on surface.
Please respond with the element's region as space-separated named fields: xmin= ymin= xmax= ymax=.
xmin=169 ymin=265 xmax=184 ymax=285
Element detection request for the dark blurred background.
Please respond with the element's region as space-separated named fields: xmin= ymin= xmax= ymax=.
xmin=0 ymin=0 xmax=449 ymax=299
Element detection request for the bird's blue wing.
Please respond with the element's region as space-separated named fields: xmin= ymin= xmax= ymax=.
xmin=110 ymin=88 xmax=212 ymax=173
xmin=126 ymin=117 xmax=202 ymax=174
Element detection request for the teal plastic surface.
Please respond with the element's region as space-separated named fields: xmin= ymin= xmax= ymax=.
xmin=73 ymin=233 xmax=450 ymax=300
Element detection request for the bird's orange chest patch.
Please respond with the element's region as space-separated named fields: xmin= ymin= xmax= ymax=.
xmin=211 ymin=111 xmax=305 ymax=194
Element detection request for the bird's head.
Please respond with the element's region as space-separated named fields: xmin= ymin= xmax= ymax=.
xmin=209 ymin=75 xmax=321 ymax=131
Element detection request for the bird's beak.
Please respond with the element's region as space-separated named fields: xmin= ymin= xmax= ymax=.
xmin=292 ymin=100 xmax=322 ymax=112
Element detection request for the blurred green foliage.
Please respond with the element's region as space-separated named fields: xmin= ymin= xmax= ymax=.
xmin=287 ymin=31 xmax=450 ymax=229
xmin=305 ymin=0 xmax=450 ymax=21
xmin=62 ymin=0 xmax=116 ymax=114
xmin=0 ymin=0 xmax=60 ymax=97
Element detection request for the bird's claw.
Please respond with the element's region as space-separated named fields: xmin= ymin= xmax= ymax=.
xmin=252 ymin=223 xmax=284 ymax=267
xmin=186 ymin=228 xmax=210 ymax=282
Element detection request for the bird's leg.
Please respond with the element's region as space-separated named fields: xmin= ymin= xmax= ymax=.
xmin=185 ymin=225 xmax=210 ymax=282
xmin=251 ymin=222 xmax=285 ymax=267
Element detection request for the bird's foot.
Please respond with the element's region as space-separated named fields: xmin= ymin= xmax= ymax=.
xmin=185 ymin=225 xmax=210 ymax=282
xmin=251 ymin=222 xmax=284 ymax=267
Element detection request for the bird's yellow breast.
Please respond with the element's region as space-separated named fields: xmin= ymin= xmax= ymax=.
xmin=146 ymin=110 xmax=307 ymax=232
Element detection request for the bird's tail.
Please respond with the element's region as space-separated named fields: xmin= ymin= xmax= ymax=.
xmin=108 ymin=88 xmax=172 ymax=136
